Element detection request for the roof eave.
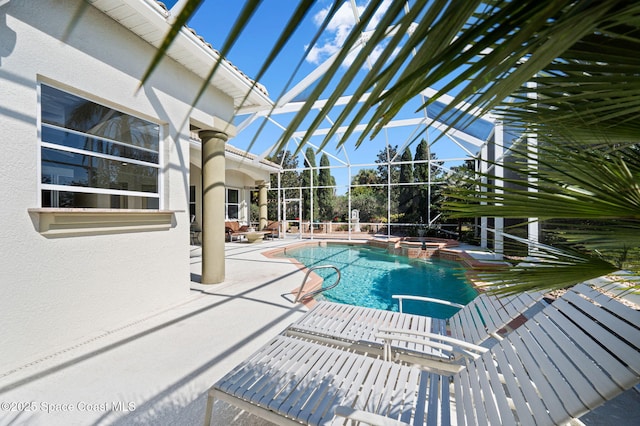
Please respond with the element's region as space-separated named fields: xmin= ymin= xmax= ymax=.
xmin=87 ymin=0 xmax=273 ymax=111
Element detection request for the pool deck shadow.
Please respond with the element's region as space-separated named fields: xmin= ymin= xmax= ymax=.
xmin=0 ymin=237 xmax=636 ymax=425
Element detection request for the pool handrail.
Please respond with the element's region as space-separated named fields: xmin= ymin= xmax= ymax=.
xmin=392 ymin=294 xmax=465 ymax=313
xmin=294 ymin=264 xmax=341 ymax=304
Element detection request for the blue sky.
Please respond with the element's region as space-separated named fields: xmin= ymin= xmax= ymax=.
xmin=162 ymin=1 xmax=483 ymax=193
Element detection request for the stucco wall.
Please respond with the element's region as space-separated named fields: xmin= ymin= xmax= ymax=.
xmin=0 ymin=0 xmax=235 ymax=370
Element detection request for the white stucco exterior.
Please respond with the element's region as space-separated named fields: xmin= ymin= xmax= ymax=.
xmin=0 ymin=0 xmax=276 ymax=371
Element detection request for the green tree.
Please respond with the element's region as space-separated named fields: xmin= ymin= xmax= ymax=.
xmin=301 ymin=147 xmax=319 ymax=221
xmin=398 ymin=147 xmax=414 ymax=219
xmin=267 ymin=150 xmax=299 ymax=221
xmin=440 ymin=160 xmax=476 ymax=241
xmin=350 ymin=192 xmax=380 ymax=223
xmin=350 ymin=168 xmax=386 ymax=220
xmin=413 ymin=139 xmax=430 ymax=223
xmin=375 ymin=145 xmax=399 ymax=214
xmin=376 ymin=145 xmax=399 ymax=185
xmin=317 ymin=153 xmax=334 ymax=221
xmin=351 ymin=168 xmax=379 ymax=196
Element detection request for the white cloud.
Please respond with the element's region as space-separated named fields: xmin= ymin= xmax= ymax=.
xmin=368 ymin=0 xmax=393 ymax=31
xmin=306 ymin=0 xmax=393 ymax=66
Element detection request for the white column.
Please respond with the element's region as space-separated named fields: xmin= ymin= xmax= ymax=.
xmin=527 ymin=82 xmax=539 ymax=254
xmin=494 ymin=121 xmax=504 ymax=259
xmin=480 ymin=144 xmax=489 ymax=248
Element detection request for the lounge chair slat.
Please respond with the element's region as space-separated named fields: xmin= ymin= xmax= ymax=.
xmin=361 ymin=358 xmax=388 ymax=414
xmin=390 ymin=313 xmax=410 ymax=350
xmin=561 ymin=290 xmax=640 ymax=364
xmin=409 ymin=315 xmax=423 ymax=352
xmin=467 ymin=360 xmax=490 ymax=426
xmin=466 ymin=301 xmax=487 ymax=342
xmin=473 ymin=351 xmax=502 ymax=426
xmin=473 ymin=297 xmax=504 ymax=338
xmin=452 ymin=369 xmax=465 ymax=426
xmin=376 ymin=362 xmax=404 ymax=419
xmin=394 ymin=366 xmax=422 ymax=424
xmin=500 ymin=294 xmax=526 ymax=320
xmin=406 ymin=314 xmax=424 ymax=352
xmin=431 ymin=318 xmax=447 ymax=335
xmin=302 ymin=348 xmax=371 ymax=424
xmin=545 ymin=300 xmax=640 ymax=389
xmin=448 ymin=315 xmax=463 ymax=341
xmin=457 ymin=363 xmax=478 ymax=426
xmin=221 ymin=336 xmax=296 ymax=396
xmin=409 ymin=314 xmax=430 ymax=352
xmin=491 ymin=344 xmax=536 ymax=426
xmin=524 ymin=312 xmax=598 ymax=404
xmin=555 ymin=293 xmax=640 ymax=374
xmin=345 ymin=356 xmax=385 ymax=417
xmin=572 ymin=283 xmax=640 ymax=324
xmin=467 ymin=303 xmax=487 ymax=343
xmin=257 ymin=338 xmax=329 ymax=406
xmin=509 ymin=325 xmax=577 ymax=422
xmin=500 ymin=339 xmax=552 ymax=426
xmin=278 ymin=342 xmax=350 ymax=418
xmin=534 ymin=309 xmax=621 ymax=411
xmin=455 ymin=304 xmax=482 ymax=343
xmin=478 ymin=296 xmax=504 ymax=333
xmin=480 ymin=349 xmax=517 ymax=426
xmin=425 ymin=372 xmax=440 ymax=425
xmin=481 ymin=294 xmax=508 ymax=326
xmin=440 ymin=372 xmax=451 ymax=425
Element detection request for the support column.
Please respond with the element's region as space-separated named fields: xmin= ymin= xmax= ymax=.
xmin=200 ymin=129 xmax=228 ymax=284
xmin=494 ymin=121 xmax=504 ymax=260
xmin=479 ymin=144 xmax=489 ymax=249
xmin=526 ymin=82 xmax=540 ymax=255
xmin=257 ymin=180 xmax=268 ymax=230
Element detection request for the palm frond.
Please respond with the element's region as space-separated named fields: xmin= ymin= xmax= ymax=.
xmin=445 ymin=143 xmax=640 ymax=220
xmin=473 ymin=233 xmax=619 ymax=295
xmin=544 ymin=221 xmax=640 ymax=251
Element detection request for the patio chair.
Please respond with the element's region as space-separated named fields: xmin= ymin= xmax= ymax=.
xmin=225 ymin=221 xmax=250 ymax=242
xmin=285 ymin=289 xmax=544 ymax=369
xmin=204 ymin=283 xmax=640 ymax=426
xmin=264 ymin=221 xmax=280 ymax=239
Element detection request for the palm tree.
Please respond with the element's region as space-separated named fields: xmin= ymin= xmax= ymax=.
xmin=98 ymin=0 xmax=640 ymax=293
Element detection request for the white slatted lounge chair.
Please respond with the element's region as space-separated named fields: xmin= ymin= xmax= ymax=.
xmin=285 ymin=290 xmax=544 ymax=367
xmin=204 ymin=283 xmax=640 ymax=426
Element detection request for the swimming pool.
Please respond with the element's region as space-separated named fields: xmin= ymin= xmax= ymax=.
xmin=279 ymin=243 xmax=477 ymax=318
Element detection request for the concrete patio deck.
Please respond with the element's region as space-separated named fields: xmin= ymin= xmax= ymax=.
xmin=0 ymin=239 xmax=305 ymax=425
xmin=0 ymin=237 xmax=637 ymax=425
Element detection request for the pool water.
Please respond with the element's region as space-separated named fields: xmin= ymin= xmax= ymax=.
xmin=280 ymin=244 xmax=477 ymax=319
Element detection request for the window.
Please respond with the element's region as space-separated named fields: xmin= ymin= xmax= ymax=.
xmin=189 ymin=186 xmax=196 ymax=217
xmin=39 ymin=85 xmax=161 ymax=209
xmin=226 ymin=188 xmax=240 ymax=220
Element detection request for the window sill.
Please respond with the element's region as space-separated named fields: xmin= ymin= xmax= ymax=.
xmin=28 ymin=208 xmax=180 ymax=237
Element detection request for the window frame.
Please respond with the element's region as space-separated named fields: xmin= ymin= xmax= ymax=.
xmin=37 ymin=82 xmax=164 ymax=210
xmin=225 ymin=187 xmax=241 ymax=220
